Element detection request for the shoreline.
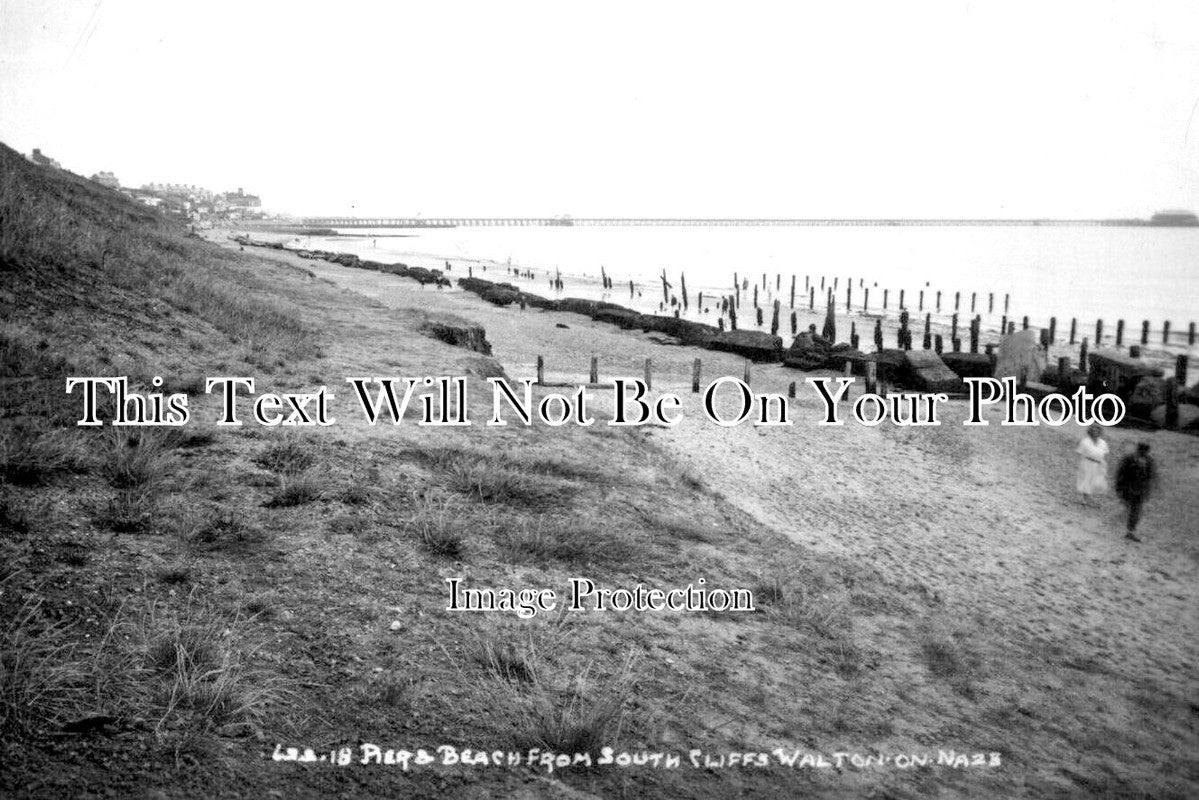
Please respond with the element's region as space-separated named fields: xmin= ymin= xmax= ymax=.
xmin=223 ymin=228 xmax=1196 ymax=428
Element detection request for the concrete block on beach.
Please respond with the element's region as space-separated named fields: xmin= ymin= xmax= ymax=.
xmin=705 ymin=329 xmax=784 ymax=362
xmin=903 ymin=349 xmax=964 ymax=393
xmin=781 ymin=332 xmax=832 ymax=370
xmin=940 ymin=352 xmax=995 ymax=379
xmin=593 ymin=308 xmax=644 ymax=329
xmin=419 ymin=320 xmax=493 ymax=355
xmin=994 ymin=328 xmax=1047 ymax=382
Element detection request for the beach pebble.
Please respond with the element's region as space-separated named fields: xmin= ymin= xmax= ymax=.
xmin=389 ymin=620 xmax=403 ymax=632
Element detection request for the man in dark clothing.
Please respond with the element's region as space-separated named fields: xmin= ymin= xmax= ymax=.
xmin=1115 ymin=442 xmax=1157 ymax=542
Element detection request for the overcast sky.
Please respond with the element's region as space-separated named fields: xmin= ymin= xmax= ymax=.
xmin=2 ymin=1 xmax=1198 ymax=218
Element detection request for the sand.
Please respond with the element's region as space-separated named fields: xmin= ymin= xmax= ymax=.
xmin=214 ymin=229 xmax=1199 ymax=794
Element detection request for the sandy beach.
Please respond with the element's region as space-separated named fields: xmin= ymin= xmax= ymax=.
xmin=213 ymin=228 xmax=1199 ymax=796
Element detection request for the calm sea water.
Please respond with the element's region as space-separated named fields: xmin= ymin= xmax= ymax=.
xmin=294 ymin=225 xmax=1198 ymax=348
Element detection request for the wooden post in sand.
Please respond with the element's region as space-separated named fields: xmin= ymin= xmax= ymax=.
xmin=936 ymin=290 xmax=942 ymax=311
xmin=1141 ymin=320 xmax=1150 ymax=346
xmin=1095 ymin=319 xmax=1104 ymax=346
xmin=951 ymin=312 xmax=959 ymax=342
xmin=955 ymin=291 xmax=961 ymax=311
xmin=1048 ymin=317 xmax=1057 ymax=345
xmin=883 ymin=289 xmax=889 ymax=310
xmin=988 ymin=293 xmax=994 ymax=313
xmin=809 ymin=287 xmax=815 ymax=310
xmin=771 ymin=301 xmax=780 ymax=336
xmin=1079 ymin=338 xmax=1089 ymax=371
xmin=1070 ymin=318 xmax=1077 ymax=345
xmin=791 ymin=311 xmax=797 ymax=335
xmin=1189 ymin=322 xmax=1196 ymax=346
xmin=1022 ymin=316 xmax=1029 ymax=331
xmin=1129 ymin=345 xmax=1141 ymax=358
xmin=644 ymin=358 xmax=652 ymax=390
xmin=865 ymin=361 xmax=878 ymax=394
xmin=935 ymin=334 xmax=943 ymax=353
xmin=971 ymin=292 xmax=976 ymax=313
xmin=1057 ymin=357 xmax=1072 ymax=392
xmin=1177 ymin=354 xmax=1189 ymax=387
xmin=899 ymin=289 xmax=905 ymax=310
xmin=863 ymin=288 xmax=869 ymax=311
xmin=692 ymin=359 xmax=702 ymax=393
xmin=790 ymin=275 xmax=795 ymax=308
xmin=536 ymin=356 xmax=545 ymax=384
xmin=1165 ymin=379 xmax=1179 ymax=430
xmin=1116 ymin=319 xmax=1124 ymax=348
xmin=1004 ymin=294 xmax=1010 ymax=314
xmin=743 ymin=360 xmax=752 ymax=386
xmin=918 ymin=290 xmax=924 ymax=311
xmin=846 ymin=285 xmax=852 ymax=312
xmin=589 ymin=356 xmax=598 ymax=385
xmin=1162 ymin=320 xmax=1171 ymax=345
xmin=788 ymin=381 xmax=797 ymax=399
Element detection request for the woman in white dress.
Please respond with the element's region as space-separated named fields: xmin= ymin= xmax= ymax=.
xmin=1075 ymin=425 xmax=1109 ymax=498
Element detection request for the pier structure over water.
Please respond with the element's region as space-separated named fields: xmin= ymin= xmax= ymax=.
xmin=292 ymin=217 xmax=1152 ymax=229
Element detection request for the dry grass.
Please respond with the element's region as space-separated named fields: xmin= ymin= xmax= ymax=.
xmin=265 ymin=473 xmax=325 ymax=508
xmin=470 ymin=632 xmax=540 ymax=685
xmin=98 ymin=488 xmax=156 ymax=533
xmin=183 ymin=508 xmax=270 ymax=552
xmin=0 ymin=595 xmax=87 ymax=737
xmin=103 ymin=428 xmax=173 ymax=489
xmin=512 ymin=658 xmax=634 ymax=761
xmin=253 ymin=439 xmax=317 ymax=474
xmin=0 ymin=425 xmax=91 ymax=486
xmin=405 ymin=495 xmax=470 ymax=558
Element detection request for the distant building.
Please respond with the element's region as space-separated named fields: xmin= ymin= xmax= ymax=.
xmin=141 ymin=183 xmax=215 ymax=202
xmin=28 ymin=148 xmax=61 ymax=169
xmin=223 ymin=187 xmax=262 ymax=208
xmin=1149 ymin=209 xmax=1199 ymax=227
xmin=91 ymin=171 xmax=121 ymax=189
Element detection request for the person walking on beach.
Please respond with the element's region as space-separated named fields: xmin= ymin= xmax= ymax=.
xmin=1115 ymin=442 xmax=1156 ymax=542
xmin=1075 ymin=425 xmax=1109 ymax=501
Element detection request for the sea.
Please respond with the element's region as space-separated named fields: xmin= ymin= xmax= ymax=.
xmin=283 ymin=225 xmax=1198 ymax=354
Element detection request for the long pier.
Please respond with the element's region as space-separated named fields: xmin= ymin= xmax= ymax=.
xmin=292 ymin=217 xmax=1156 ymax=229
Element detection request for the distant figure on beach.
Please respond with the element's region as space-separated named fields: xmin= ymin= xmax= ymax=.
xmin=1115 ymin=443 xmax=1156 ymax=542
xmin=1075 ymin=425 xmax=1109 ymax=500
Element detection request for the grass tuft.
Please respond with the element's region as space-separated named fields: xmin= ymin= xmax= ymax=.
xmin=1 ymin=425 xmax=90 ymax=486
xmin=104 ymin=428 xmax=171 ymax=489
xmin=265 ymin=473 xmax=325 ymax=508
xmin=406 ymin=496 xmax=468 ymax=558
xmin=253 ymin=440 xmax=316 ymax=474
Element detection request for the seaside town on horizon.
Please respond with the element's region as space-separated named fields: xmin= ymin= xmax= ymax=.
xmin=22 ymin=145 xmax=1199 ymax=230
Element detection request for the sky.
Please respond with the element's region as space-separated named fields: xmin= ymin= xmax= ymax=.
xmin=2 ymin=1 xmax=1198 ymax=218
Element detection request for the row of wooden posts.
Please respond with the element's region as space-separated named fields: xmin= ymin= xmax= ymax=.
xmin=535 ymin=346 xmax=1189 ymax=400
xmin=728 ymin=273 xmax=1013 ymax=317
xmin=703 ymin=272 xmax=1198 ymax=350
xmin=534 ymin=354 xmax=795 ymax=393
